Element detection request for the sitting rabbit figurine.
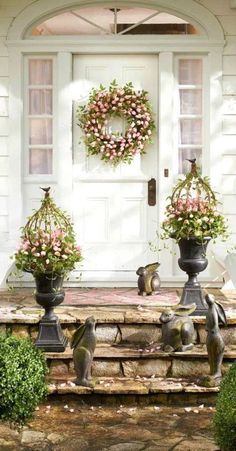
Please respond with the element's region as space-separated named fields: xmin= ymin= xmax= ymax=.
xmin=160 ymin=304 xmax=196 ymax=352
xmin=136 ymin=262 xmax=161 ymax=296
xmin=71 ymin=316 xmax=97 ymax=387
xmin=205 ymin=294 xmax=227 ymax=380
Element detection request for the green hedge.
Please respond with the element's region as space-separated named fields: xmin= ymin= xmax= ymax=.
xmin=0 ymin=334 xmax=48 ymax=425
xmin=213 ymin=362 xmax=236 ymax=451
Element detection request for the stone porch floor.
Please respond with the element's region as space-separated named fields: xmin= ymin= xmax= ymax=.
xmin=0 ymin=287 xmax=236 ymax=325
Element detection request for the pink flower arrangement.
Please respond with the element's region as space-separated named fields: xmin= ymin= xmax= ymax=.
xmin=77 ymin=80 xmax=155 ymax=165
xmin=161 ymin=166 xmax=228 ymax=242
xmin=14 ymin=228 xmax=83 ymax=275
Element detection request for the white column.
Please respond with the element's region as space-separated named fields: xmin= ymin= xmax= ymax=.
xmin=8 ymin=47 xmax=23 ymax=243
xmin=207 ymin=49 xmax=224 ymax=189
xmin=158 ymin=52 xmax=175 ymax=278
xmin=56 ymin=52 xmax=73 ymax=214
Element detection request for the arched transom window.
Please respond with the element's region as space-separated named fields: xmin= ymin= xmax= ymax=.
xmin=32 ymin=6 xmax=200 ymax=36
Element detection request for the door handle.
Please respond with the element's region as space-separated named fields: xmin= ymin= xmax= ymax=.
xmin=148 ymin=178 xmax=156 ymax=206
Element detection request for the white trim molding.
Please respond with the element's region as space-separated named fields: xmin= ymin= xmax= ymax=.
xmin=7 ymin=0 xmax=224 ymax=42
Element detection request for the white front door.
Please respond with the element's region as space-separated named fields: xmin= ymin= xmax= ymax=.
xmin=72 ymin=54 xmax=158 ymax=285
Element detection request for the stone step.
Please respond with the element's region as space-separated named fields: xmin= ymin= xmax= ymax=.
xmin=47 ymin=376 xmax=219 ymax=406
xmin=47 ymin=344 xmax=235 ymax=380
xmin=2 ymin=289 xmax=236 ymax=349
xmin=2 ymin=310 xmax=236 ymax=348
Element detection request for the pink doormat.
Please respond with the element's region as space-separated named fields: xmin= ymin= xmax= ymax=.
xmin=63 ymin=288 xmax=180 ymax=306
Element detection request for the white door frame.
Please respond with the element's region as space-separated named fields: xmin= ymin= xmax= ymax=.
xmin=6 ymin=38 xmax=224 ymax=285
xmin=5 ymin=0 xmax=225 ymax=285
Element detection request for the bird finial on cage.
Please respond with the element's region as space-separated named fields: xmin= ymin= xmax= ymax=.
xmin=186 ymin=158 xmax=197 ymax=175
xmin=40 ymin=187 xmax=51 ymax=198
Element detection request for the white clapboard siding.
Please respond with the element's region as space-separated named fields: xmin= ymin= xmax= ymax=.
xmin=0 ymin=57 xmax=8 ymax=76
xmin=222 ymin=175 xmax=236 ymax=194
xmin=222 ymin=135 xmax=236 ymax=152
xmin=0 ymin=97 xmax=8 ymax=116
xmin=0 ymin=2 xmax=11 ymax=244
xmin=218 ymin=16 xmax=236 ymax=35
xmin=223 ymin=116 xmax=236 ymax=135
xmin=223 ymin=155 xmax=236 ymax=174
xmin=223 ymin=96 xmax=236 ymax=114
xmin=0 ymin=19 xmax=12 ymax=37
xmin=0 ymin=3 xmax=31 ymax=18
xmin=0 ymin=177 xmax=8 ymax=196
xmin=0 ymin=195 xmax=8 ymax=214
xmin=0 ymin=137 xmax=8 ymax=155
xmin=0 ymin=156 xmax=8 ymax=176
xmin=224 ymin=36 xmax=236 ymax=55
xmin=0 ymin=77 xmax=8 ymax=96
xmin=223 ymin=56 xmax=236 ymax=75
xmin=225 ymin=214 xmax=236 ymax=230
xmin=223 ymin=76 xmax=236 ymax=95
xmin=0 ymin=38 xmax=8 ymax=57
xmin=199 ymin=0 xmax=236 ymax=15
xmin=0 ymin=117 xmax=9 ymax=136
xmin=0 ymin=215 xmax=8 ymax=232
xmin=223 ymin=195 xmax=236 ymax=214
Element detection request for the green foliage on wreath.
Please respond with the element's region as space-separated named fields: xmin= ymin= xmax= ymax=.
xmin=213 ymin=362 xmax=236 ymax=451
xmin=77 ymin=80 xmax=155 ymax=165
xmin=0 ymin=334 xmax=48 ymax=425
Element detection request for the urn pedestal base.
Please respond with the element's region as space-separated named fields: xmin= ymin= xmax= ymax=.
xmin=178 ymin=238 xmax=210 ymax=316
xmin=35 ymin=316 xmax=68 ymax=352
xmin=180 ymin=283 xmax=207 ymax=316
xmin=34 ymin=274 xmax=68 ymax=352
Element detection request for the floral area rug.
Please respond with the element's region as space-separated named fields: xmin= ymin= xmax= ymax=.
xmin=63 ymin=288 xmax=180 ymax=306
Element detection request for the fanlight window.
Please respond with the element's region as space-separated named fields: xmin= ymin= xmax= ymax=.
xmin=32 ymin=7 xmax=200 ymax=36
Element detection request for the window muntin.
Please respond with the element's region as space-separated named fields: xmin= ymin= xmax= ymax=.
xmin=26 ymin=58 xmax=54 ymax=175
xmin=177 ymin=58 xmax=203 ymax=174
xmin=32 ymin=7 xmax=199 ymax=36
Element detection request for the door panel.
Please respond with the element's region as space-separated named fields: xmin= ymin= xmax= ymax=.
xmin=72 ymin=54 xmax=158 ymax=283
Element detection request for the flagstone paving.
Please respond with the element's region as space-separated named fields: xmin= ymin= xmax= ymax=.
xmin=1 ymin=287 xmax=236 ymax=325
xmin=0 ymin=401 xmax=219 ymax=450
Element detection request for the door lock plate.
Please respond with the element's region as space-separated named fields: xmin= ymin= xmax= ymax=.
xmin=148 ymin=178 xmax=156 ymax=206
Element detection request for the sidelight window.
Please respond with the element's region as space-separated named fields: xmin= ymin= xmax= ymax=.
xmin=176 ymin=58 xmax=204 ymax=174
xmin=25 ymin=58 xmax=54 ymax=175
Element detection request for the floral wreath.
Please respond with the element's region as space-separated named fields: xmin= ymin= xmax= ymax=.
xmin=77 ymin=80 xmax=155 ymax=165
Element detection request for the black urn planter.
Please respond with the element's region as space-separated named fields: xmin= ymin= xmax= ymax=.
xmin=34 ymin=273 xmax=68 ymax=352
xmin=178 ymin=237 xmax=211 ymax=315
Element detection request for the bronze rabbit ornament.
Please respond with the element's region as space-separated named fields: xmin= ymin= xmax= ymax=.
xmin=160 ymin=304 xmax=196 ymax=352
xmin=71 ymin=316 xmax=97 ymax=387
xmin=205 ymin=293 xmax=227 ymax=381
xmin=136 ymin=262 xmax=161 ymax=296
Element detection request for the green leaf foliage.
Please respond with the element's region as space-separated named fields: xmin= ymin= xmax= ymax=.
xmin=213 ymin=362 xmax=236 ymax=451
xmin=0 ymin=334 xmax=48 ymax=425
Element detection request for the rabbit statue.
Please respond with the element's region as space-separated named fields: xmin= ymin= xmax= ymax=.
xmin=71 ymin=316 xmax=97 ymax=387
xmin=205 ymin=294 xmax=227 ymax=380
xmin=160 ymin=304 xmax=196 ymax=352
xmin=136 ymin=262 xmax=161 ymax=296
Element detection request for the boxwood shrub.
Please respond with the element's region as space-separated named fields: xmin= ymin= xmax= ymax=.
xmin=213 ymin=362 xmax=236 ymax=451
xmin=0 ymin=334 xmax=48 ymax=425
